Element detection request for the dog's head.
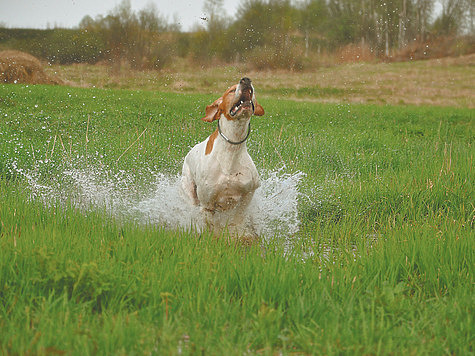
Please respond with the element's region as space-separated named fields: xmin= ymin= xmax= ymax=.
xmin=202 ymin=77 xmax=265 ymax=122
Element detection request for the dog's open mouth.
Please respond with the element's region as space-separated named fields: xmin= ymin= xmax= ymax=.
xmin=230 ymin=99 xmax=254 ymax=117
xmin=230 ymin=88 xmax=254 ymax=117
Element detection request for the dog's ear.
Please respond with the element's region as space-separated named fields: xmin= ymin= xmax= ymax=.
xmin=254 ymin=101 xmax=265 ymax=116
xmin=201 ymin=97 xmax=223 ymax=122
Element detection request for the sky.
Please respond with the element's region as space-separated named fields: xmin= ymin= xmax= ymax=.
xmin=0 ymin=0 xmax=240 ymax=31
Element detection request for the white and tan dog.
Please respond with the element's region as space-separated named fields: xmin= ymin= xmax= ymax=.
xmin=181 ymin=77 xmax=264 ymax=237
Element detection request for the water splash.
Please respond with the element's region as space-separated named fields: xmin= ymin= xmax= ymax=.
xmin=8 ymin=158 xmax=369 ymax=265
xmin=16 ymin=160 xmax=305 ymax=240
xmin=249 ymin=169 xmax=304 ymax=238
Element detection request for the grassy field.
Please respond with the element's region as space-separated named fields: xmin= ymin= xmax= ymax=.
xmin=0 ymin=82 xmax=473 ymax=354
xmin=48 ymin=54 xmax=475 ymax=108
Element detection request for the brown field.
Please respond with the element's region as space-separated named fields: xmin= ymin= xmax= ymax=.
xmin=46 ymin=54 xmax=475 ymax=108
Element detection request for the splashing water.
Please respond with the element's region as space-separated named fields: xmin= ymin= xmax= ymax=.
xmin=17 ymin=160 xmax=305 ymax=240
xmin=10 ymin=158 xmax=368 ymax=265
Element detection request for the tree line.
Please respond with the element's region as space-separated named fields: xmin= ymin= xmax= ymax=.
xmin=1 ymin=0 xmax=473 ymax=69
xmin=79 ymin=0 xmax=474 ymax=68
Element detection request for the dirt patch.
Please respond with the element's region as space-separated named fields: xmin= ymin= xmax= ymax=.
xmin=0 ymin=50 xmax=63 ymax=85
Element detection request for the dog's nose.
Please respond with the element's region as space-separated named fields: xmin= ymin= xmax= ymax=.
xmin=240 ymin=77 xmax=252 ymax=87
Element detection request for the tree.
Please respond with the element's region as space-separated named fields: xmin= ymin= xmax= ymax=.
xmin=325 ymin=0 xmax=361 ymax=47
xmin=203 ymin=0 xmax=231 ymax=59
xmin=299 ymin=0 xmax=329 ymax=56
xmin=231 ymin=0 xmax=268 ymax=52
xmin=433 ymin=0 xmax=470 ymax=35
xmin=136 ymin=3 xmax=169 ymax=68
xmin=78 ymin=0 xmax=173 ymax=69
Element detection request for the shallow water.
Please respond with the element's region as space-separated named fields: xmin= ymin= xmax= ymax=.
xmin=18 ymin=160 xmax=305 ymax=240
xmin=8 ymin=158 xmax=367 ymax=264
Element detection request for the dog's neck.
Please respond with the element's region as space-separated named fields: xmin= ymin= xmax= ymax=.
xmin=212 ymin=115 xmax=251 ymax=172
xmin=217 ymin=115 xmax=251 ymax=148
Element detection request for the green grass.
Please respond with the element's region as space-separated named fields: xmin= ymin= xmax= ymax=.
xmin=0 ymin=84 xmax=473 ymax=354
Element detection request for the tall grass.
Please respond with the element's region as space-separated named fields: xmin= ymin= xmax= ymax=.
xmin=0 ymin=84 xmax=473 ymax=354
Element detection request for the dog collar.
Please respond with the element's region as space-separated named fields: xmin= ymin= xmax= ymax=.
xmin=217 ymin=120 xmax=251 ymax=145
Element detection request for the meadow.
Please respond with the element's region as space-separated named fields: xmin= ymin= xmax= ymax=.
xmin=49 ymin=54 xmax=475 ymax=108
xmin=0 ymin=80 xmax=473 ymax=354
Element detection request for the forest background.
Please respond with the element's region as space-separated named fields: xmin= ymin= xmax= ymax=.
xmin=0 ymin=0 xmax=473 ymax=71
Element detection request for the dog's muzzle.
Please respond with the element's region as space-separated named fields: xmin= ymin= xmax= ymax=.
xmin=230 ymin=77 xmax=255 ymax=117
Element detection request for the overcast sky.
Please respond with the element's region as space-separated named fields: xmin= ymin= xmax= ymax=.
xmin=0 ymin=0 xmax=240 ymax=31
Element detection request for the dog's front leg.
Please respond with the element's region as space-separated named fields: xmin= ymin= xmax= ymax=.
xmin=181 ymin=160 xmax=199 ymax=206
xmin=229 ymin=192 xmax=258 ymax=240
xmin=201 ymin=207 xmax=218 ymax=232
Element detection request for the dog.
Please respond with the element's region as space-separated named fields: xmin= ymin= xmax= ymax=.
xmin=181 ymin=77 xmax=265 ymax=237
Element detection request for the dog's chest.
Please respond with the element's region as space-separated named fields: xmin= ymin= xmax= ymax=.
xmin=210 ymin=168 xmax=259 ymax=210
xmin=197 ymin=153 xmax=259 ymax=211
xmin=217 ymin=167 xmax=257 ymax=192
